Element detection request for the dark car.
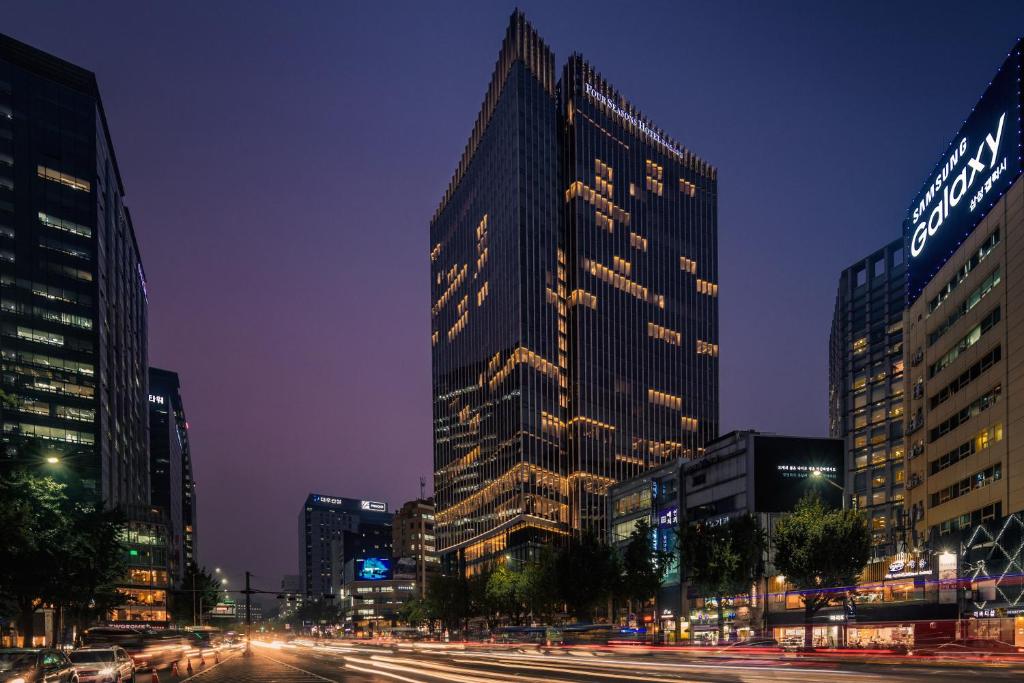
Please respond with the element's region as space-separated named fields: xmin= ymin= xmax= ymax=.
xmin=0 ymin=648 xmax=78 ymax=682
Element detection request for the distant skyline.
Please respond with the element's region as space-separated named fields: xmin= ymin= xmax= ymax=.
xmin=4 ymin=0 xmax=1023 ymax=587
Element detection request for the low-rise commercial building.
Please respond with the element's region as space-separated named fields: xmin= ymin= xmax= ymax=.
xmin=608 ymin=430 xmax=843 ymax=643
xmin=608 ymin=460 xmax=682 ymax=635
xmin=110 ymin=507 xmax=171 ymax=626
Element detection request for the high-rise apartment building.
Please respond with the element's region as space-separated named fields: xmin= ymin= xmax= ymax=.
xmin=298 ymin=494 xmax=393 ymax=598
xmin=903 ymin=40 xmax=1022 ymax=546
xmin=829 ymin=239 xmax=908 ymax=558
xmin=0 ymin=34 xmax=148 ymax=506
xmin=430 ymin=11 xmax=718 ymax=573
xmin=148 ymin=367 xmax=197 ymax=587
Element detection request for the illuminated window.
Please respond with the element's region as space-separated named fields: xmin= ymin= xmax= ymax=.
xmin=696 ymin=279 xmax=718 ymax=297
xmin=612 ymin=255 xmax=632 ymax=276
xmin=38 ymin=212 xmax=92 ymax=238
xmin=647 ymin=322 xmax=681 ymax=346
xmin=696 ymin=340 xmax=719 ymax=357
xmin=568 ymin=289 xmax=597 ymax=309
xmin=630 ymin=232 xmax=648 ymax=251
xmin=37 ymin=165 xmax=91 ymax=192
xmin=648 ymin=388 xmax=682 ymax=410
xmin=679 ymin=256 xmax=697 ymax=274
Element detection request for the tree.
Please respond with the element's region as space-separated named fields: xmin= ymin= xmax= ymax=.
xmin=520 ymin=548 xmax=560 ymax=624
xmin=772 ymin=495 xmax=870 ymax=649
xmin=169 ymin=565 xmax=222 ymax=626
xmin=681 ymin=513 xmax=764 ymax=643
xmin=0 ymin=470 xmax=69 ymax=646
xmin=621 ymin=519 xmax=674 ymax=618
xmin=53 ymin=503 xmax=127 ymax=641
xmin=425 ymin=573 xmax=469 ymax=633
xmin=486 ymin=564 xmax=525 ymax=625
xmin=293 ymin=598 xmax=341 ymax=632
xmin=555 ymin=532 xmax=619 ymax=622
xmin=399 ymin=597 xmax=430 ymax=629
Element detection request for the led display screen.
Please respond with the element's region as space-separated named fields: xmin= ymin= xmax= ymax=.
xmin=753 ymin=436 xmax=844 ymax=512
xmin=905 ymin=45 xmax=1022 ymax=304
xmin=356 ymin=557 xmax=392 ymax=581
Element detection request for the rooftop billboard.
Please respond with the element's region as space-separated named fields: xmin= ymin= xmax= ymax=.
xmin=905 ymin=43 xmax=1022 ymax=304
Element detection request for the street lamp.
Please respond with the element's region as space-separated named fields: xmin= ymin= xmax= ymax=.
xmin=810 ymin=469 xmax=844 ymax=491
xmin=45 ymin=456 xmax=60 ymax=464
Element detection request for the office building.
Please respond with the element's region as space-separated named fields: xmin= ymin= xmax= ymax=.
xmin=431 ymin=11 xmax=718 ymax=573
xmin=0 ymin=34 xmax=148 ymax=506
xmin=298 ymin=494 xmax=393 ymax=599
xmin=900 ymin=38 xmax=1024 ymax=641
xmin=148 ymin=367 xmax=197 ymax=587
xmin=392 ymin=498 xmax=438 ymax=596
xmin=338 ymin=575 xmax=417 ymax=636
xmin=829 ymin=239 xmax=908 ymax=558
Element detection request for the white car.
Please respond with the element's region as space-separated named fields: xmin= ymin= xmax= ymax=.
xmin=69 ymin=647 xmax=135 ymax=683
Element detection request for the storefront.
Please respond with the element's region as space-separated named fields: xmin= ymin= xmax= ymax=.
xmin=966 ymin=607 xmax=1024 ymax=647
xmin=773 ymin=623 xmax=843 ymax=649
xmin=689 ymin=596 xmax=757 ymax=644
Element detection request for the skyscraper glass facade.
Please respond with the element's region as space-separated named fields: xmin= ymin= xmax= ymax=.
xmin=829 ymin=239 xmax=907 ymax=558
xmin=149 ymin=367 xmax=197 ymax=587
xmin=431 ymin=12 xmax=718 ymax=572
xmin=0 ymin=34 xmax=148 ymax=507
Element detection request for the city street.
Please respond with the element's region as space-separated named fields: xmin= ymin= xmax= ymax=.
xmin=150 ymin=641 xmax=1024 ymax=682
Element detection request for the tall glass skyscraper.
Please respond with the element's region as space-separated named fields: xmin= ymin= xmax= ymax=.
xmin=430 ymin=12 xmax=718 ymax=572
xmin=149 ymin=367 xmax=197 ymax=588
xmin=829 ymin=239 xmax=907 ymax=559
xmin=0 ymin=34 xmax=148 ymax=507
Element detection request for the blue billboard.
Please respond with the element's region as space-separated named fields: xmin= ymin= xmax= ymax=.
xmin=905 ymin=43 xmax=1022 ymax=304
xmin=356 ymin=557 xmax=392 ymax=581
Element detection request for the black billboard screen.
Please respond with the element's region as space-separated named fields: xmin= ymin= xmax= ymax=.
xmin=753 ymin=436 xmax=844 ymax=513
xmin=905 ymin=44 xmax=1022 ymax=304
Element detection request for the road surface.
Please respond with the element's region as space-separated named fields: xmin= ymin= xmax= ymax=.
xmin=138 ymin=640 xmax=1024 ymax=682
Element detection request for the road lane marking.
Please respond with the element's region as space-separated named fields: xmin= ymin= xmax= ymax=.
xmin=258 ymin=652 xmax=341 ymax=681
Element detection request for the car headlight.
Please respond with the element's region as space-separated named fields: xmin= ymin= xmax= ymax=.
xmin=99 ymin=667 xmax=116 ymax=676
xmin=9 ymin=677 xmax=26 ymax=683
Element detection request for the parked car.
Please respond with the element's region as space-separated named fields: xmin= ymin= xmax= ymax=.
xmin=0 ymin=648 xmax=78 ymax=682
xmin=69 ymin=647 xmax=135 ymax=682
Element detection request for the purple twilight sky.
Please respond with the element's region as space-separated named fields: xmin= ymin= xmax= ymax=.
xmin=4 ymin=1 xmax=1024 ymax=588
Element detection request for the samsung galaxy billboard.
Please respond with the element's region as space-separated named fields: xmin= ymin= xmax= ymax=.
xmin=905 ymin=43 xmax=1022 ymax=305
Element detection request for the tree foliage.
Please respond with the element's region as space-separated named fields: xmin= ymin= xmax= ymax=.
xmin=169 ymin=565 xmax=223 ymax=626
xmin=681 ymin=513 xmax=764 ymax=642
xmin=425 ymin=573 xmax=470 ymax=631
xmin=621 ymin=519 xmax=673 ymax=608
xmin=556 ymin=532 xmax=620 ymax=622
xmin=772 ymin=495 xmax=870 ymax=648
xmin=0 ymin=470 xmax=127 ymax=646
